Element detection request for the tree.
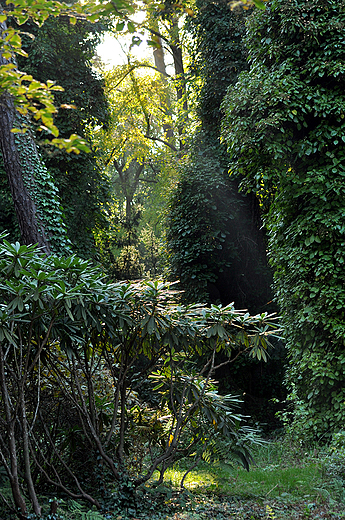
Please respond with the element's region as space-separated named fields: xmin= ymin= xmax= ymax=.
xmin=222 ymin=0 xmax=345 ymax=439
xmin=166 ymin=0 xmax=284 ymax=430
xmin=114 ymin=0 xmax=193 ymax=149
xmin=15 ymin=16 xmax=111 ymax=259
xmin=0 ymin=0 xmax=126 ymax=253
xmin=0 ymin=15 xmax=65 ymax=254
xmin=167 ymin=0 xmax=272 ymax=311
xmin=94 ymin=63 xmax=178 ymax=278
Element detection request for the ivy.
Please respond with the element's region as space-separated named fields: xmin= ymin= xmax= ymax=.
xmin=14 ymin=124 xmax=72 ymax=254
xmin=1 ymin=15 xmax=111 ymax=258
xmin=167 ymin=142 xmax=238 ymax=303
xmin=221 ymin=0 xmax=345 ymax=439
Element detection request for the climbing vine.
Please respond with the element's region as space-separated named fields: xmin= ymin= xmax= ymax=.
xmin=15 ymin=128 xmax=72 ymax=254
xmin=222 ymin=0 xmax=345 ymax=439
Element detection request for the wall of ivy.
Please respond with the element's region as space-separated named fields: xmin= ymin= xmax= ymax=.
xmin=222 ymin=0 xmax=345 ymax=440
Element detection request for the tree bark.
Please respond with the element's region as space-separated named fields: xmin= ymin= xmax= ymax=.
xmin=0 ymin=346 xmax=28 ymax=518
xmin=152 ymin=33 xmax=174 ymax=140
xmin=169 ymin=17 xmax=188 ymax=148
xmin=149 ymin=20 xmax=188 ymax=149
xmin=0 ymin=17 xmax=51 ymax=254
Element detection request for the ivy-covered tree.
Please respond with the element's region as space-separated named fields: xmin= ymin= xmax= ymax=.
xmin=0 ymin=15 xmax=110 ymax=258
xmin=168 ymin=136 xmax=272 ymax=310
xmin=0 ymin=13 xmax=71 ymax=255
xmin=21 ymin=17 xmax=110 ymax=258
xmin=222 ymin=0 xmax=345 ymax=439
xmin=188 ymin=0 xmax=248 ymax=141
xmin=167 ymin=0 xmax=272 ymax=311
xmin=0 ymin=0 xmax=131 ymax=257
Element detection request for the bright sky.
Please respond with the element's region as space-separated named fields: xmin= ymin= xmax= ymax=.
xmin=96 ymin=31 xmax=153 ymax=68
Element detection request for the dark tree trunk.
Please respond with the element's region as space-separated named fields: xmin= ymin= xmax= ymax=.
xmin=0 ymin=18 xmax=51 ymax=254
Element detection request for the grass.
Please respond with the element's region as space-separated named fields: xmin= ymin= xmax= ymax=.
xmin=151 ymin=439 xmax=345 ymax=520
xmin=163 ymin=442 xmax=322 ymax=498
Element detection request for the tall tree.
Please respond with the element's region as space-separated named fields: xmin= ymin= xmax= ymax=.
xmin=222 ymin=0 xmax=345 ymax=439
xmin=117 ymin=0 xmax=191 ymax=148
xmin=16 ymin=16 xmax=111 ymax=258
xmin=0 ymin=0 xmax=125 ymax=254
xmin=0 ymin=16 xmax=61 ymax=254
xmin=167 ymin=0 xmax=272 ymax=311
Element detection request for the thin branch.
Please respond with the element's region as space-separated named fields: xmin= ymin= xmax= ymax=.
xmin=106 ymin=64 xmax=170 ymax=94
xmin=0 ymin=489 xmax=15 ymax=516
xmin=30 ymin=424 xmax=101 ymax=509
xmin=180 ymin=455 xmax=202 ymax=490
xmin=143 ymin=133 xmax=177 ymax=151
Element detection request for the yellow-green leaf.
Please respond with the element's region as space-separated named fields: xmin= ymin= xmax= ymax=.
xmin=253 ymin=0 xmax=266 ymax=9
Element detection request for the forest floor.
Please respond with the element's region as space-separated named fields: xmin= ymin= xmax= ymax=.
xmin=128 ymin=439 xmax=345 ymax=520
xmin=2 ymin=438 xmax=345 ymax=519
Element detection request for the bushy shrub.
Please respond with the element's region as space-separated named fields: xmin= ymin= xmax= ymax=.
xmin=0 ymin=233 xmax=278 ymax=517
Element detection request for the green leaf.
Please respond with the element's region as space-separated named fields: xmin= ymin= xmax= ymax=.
xmin=116 ymin=21 xmax=125 ymax=31
xmin=253 ymin=0 xmax=266 ymax=9
xmin=127 ymin=21 xmax=135 ymax=33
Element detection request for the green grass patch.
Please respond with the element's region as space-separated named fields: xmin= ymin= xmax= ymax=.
xmin=151 ymin=439 xmax=345 ymax=519
xmin=163 ymin=460 xmax=322 ymax=499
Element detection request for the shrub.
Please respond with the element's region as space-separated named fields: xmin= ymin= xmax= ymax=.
xmin=0 ymin=233 xmax=279 ymax=517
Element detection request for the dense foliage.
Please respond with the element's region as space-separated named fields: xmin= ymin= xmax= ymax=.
xmin=24 ymin=17 xmax=110 ymax=259
xmin=0 ymin=16 xmax=110 ymax=258
xmin=166 ymin=0 xmax=282 ymax=429
xmin=188 ymin=0 xmax=249 ymax=139
xmin=167 ymin=138 xmax=271 ymax=311
xmin=0 ymin=234 xmax=278 ymax=517
xmin=222 ymin=0 xmax=345 ymax=439
xmin=167 ymin=0 xmax=272 ymax=309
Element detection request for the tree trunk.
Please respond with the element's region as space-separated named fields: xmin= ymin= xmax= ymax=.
xmin=152 ymin=33 xmax=174 ymax=140
xmin=0 ymin=17 xmax=51 ymax=254
xmin=170 ymin=17 xmax=188 ymax=148
xmin=0 ymin=346 xmax=28 ymax=518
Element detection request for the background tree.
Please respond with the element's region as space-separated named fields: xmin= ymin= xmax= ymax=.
xmin=94 ymin=63 xmax=178 ymax=278
xmin=222 ymin=0 xmax=345 ymax=440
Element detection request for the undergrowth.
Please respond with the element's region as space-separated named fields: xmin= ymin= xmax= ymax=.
xmin=1 ymin=438 xmax=344 ymax=520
